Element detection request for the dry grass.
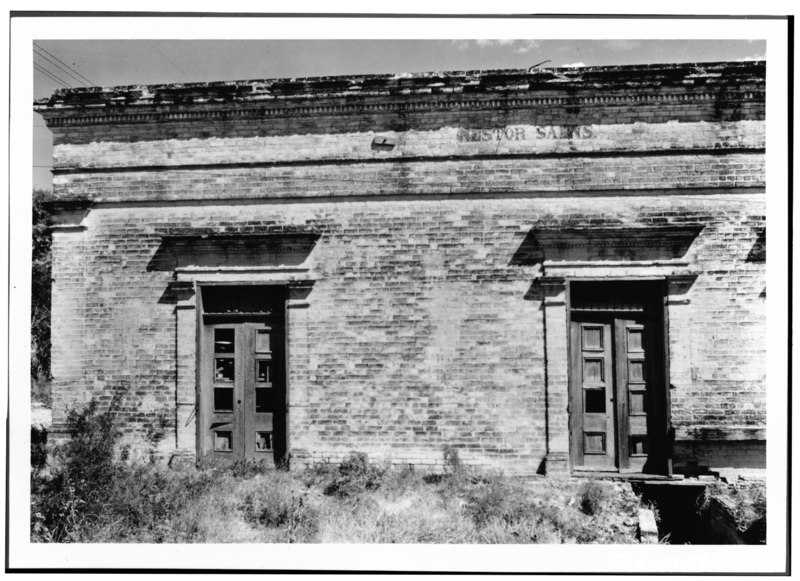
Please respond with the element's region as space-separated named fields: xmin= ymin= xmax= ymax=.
xmin=32 ymin=456 xmax=645 ymax=544
xmin=31 ymin=405 xmax=645 ymax=544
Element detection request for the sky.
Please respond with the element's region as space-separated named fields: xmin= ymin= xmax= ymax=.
xmin=32 ymin=39 xmax=766 ymax=190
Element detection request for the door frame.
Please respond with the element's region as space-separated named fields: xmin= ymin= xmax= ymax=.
xmin=566 ymin=278 xmax=672 ymax=476
xmin=195 ymin=282 xmax=289 ymax=464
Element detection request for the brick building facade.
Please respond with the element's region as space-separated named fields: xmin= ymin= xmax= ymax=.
xmin=34 ymin=61 xmax=766 ymax=476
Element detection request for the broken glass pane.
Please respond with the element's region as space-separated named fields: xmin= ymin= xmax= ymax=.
xmin=256 ymin=360 xmax=270 ymax=383
xmin=255 ymin=388 xmax=272 ymax=413
xmin=584 ymin=389 xmax=606 ymax=414
xmin=215 ymin=431 xmax=232 ymax=452
xmin=630 ymin=436 xmax=648 ymax=456
xmin=214 ymin=387 xmax=234 ymax=412
xmin=255 ymin=431 xmax=272 ymax=451
xmin=215 ymin=358 xmax=234 ymax=382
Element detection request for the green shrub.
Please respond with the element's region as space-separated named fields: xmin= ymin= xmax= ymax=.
xmin=30 ymin=399 xmax=219 ymax=543
xmin=464 ymin=476 xmax=511 ymax=526
xmin=31 ymin=188 xmax=52 ymax=387
xmin=578 ymin=480 xmax=607 ymax=516
xmin=31 ymin=426 xmax=47 ymax=473
xmin=323 ymin=452 xmax=386 ymax=498
xmin=62 ymin=399 xmax=118 ymax=486
xmin=31 ymin=399 xmax=119 ymax=542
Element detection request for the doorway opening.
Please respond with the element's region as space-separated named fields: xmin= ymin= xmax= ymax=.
xmin=197 ymin=285 xmax=287 ymax=465
xmin=568 ymin=280 xmax=669 ymax=475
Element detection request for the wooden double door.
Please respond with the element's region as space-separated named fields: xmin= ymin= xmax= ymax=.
xmin=200 ymin=316 xmax=286 ymax=464
xmin=569 ymin=309 xmax=668 ymax=474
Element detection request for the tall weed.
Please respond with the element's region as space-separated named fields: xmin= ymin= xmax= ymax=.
xmin=32 ymin=399 xmax=119 ymax=542
xmin=323 ymin=452 xmax=386 ymax=498
xmin=239 ymin=473 xmax=319 ymax=542
xmin=578 ymin=480 xmax=608 ymax=516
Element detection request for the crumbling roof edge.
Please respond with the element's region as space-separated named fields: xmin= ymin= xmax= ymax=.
xmin=34 ymin=60 xmax=766 ymax=113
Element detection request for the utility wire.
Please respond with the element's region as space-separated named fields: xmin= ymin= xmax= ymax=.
xmin=34 ymin=63 xmax=71 ymax=89
xmin=34 ymin=63 xmax=70 ymax=88
xmin=34 ymin=49 xmax=95 ymax=88
xmin=33 ymin=44 xmax=94 ymax=86
xmin=146 ymin=40 xmax=188 ymax=79
xmin=33 ymin=43 xmax=96 ymax=86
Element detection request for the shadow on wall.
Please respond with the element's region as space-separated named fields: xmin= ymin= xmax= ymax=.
xmin=508 ymin=230 xmax=545 ymax=267
xmin=745 ymin=227 xmax=766 ymax=263
xmin=147 ymin=232 xmax=320 ymax=272
xmin=509 ymin=224 xmax=705 ymax=267
xmin=147 ymin=232 xmax=320 ymax=305
xmin=509 ymin=225 xmax=703 ymax=310
xmin=674 ymin=441 xmax=766 ymax=472
xmin=529 ymin=225 xmax=704 ymax=263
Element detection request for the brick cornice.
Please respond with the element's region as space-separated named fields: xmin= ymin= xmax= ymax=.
xmin=37 ymin=89 xmax=765 ymax=128
xmin=34 ymin=61 xmax=766 ymax=128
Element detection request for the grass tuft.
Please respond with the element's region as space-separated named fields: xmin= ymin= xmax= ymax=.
xmin=322 ymin=452 xmax=386 ymax=498
xmin=578 ymin=480 xmax=608 ymax=516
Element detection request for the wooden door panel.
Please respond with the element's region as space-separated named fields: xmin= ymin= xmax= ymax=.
xmin=571 ymin=320 xmax=616 ymax=469
xmin=245 ymin=323 xmax=279 ymax=461
xmin=201 ymin=313 xmax=285 ymax=463
xmin=616 ymin=318 xmax=657 ymax=472
xmin=203 ymin=324 xmax=239 ymax=459
xmin=570 ymin=300 xmax=668 ymax=475
xmin=629 ymin=415 xmax=648 ymax=434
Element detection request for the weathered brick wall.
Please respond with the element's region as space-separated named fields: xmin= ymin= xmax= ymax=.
xmin=674 ymin=441 xmax=766 ymax=472
xmin=47 ymin=119 xmax=763 ymax=166
xmin=48 ymin=194 xmax=765 ymax=471
xmin=39 ymin=62 xmax=766 ymax=473
xmin=50 ymin=152 xmax=764 ymax=204
xmin=49 ymin=228 xmax=88 ymax=426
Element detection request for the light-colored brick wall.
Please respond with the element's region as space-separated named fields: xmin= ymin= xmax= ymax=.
xmin=50 ymin=121 xmax=765 ymax=169
xmin=48 ymin=194 xmax=765 ymax=472
xmin=40 ymin=63 xmax=766 ymax=473
xmin=50 ymin=153 xmax=764 ymax=204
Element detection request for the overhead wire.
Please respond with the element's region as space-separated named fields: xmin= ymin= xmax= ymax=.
xmin=33 ymin=43 xmax=96 ymax=87
xmin=146 ymin=40 xmax=188 ymax=79
xmin=33 ymin=63 xmax=70 ymax=88
xmin=34 ymin=50 xmax=91 ymax=88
